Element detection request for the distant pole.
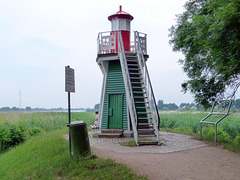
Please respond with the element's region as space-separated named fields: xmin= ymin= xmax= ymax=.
xmin=19 ymin=90 xmax=22 ymax=109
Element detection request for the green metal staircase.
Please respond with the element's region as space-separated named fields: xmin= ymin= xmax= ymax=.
xmin=127 ymin=54 xmax=151 ymax=127
xmin=118 ymin=31 xmax=160 ymax=145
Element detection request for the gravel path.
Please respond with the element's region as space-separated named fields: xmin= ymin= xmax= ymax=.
xmin=90 ymin=131 xmax=207 ymax=154
xmin=89 ymin=131 xmax=240 ymax=180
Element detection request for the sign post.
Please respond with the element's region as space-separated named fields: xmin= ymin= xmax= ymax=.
xmin=65 ymin=66 xmax=75 ymax=155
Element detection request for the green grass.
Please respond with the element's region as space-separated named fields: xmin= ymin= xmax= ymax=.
xmin=0 ymin=111 xmax=96 ymax=132
xmin=0 ymin=128 xmax=147 ymax=180
xmin=160 ymin=111 xmax=240 ymax=152
xmin=120 ymin=140 xmax=137 ymax=147
xmin=0 ymin=112 xmax=96 ymax=153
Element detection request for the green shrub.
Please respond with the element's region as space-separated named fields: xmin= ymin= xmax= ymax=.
xmin=0 ymin=112 xmax=96 ymax=154
xmin=202 ymin=127 xmax=215 ymax=142
xmin=234 ymin=135 xmax=240 ymax=146
xmin=217 ymin=129 xmax=232 ymax=144
xmin=173 ymin=126 xmax=194 ymax=135
xmin=0 ymin=123 xmax=43 ymax=153
xmin=202 ymin=126 xmax=232 ymax=144
xmin=0 ymin=123 xmax=27 ymax=153
xmin=28 ymin=127 xmax=43 ymax=136
xmin=0 ymin=127 xmax=11 ymax=153
xmin=221 ymin=123 xmax=240 ymax=138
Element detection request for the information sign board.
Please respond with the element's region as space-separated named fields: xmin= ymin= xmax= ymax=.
xmin=65 ymin=66 xmax=75 ymax=93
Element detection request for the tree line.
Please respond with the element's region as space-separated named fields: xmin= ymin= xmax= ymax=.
xmin=0 ymin=107 xmax=85 ymax=112
xmin=157 ymin=100 xmax=195 ymax=111
xmin=157 ymin=99 xmax=240 ymax=111
xmin=2 ymin=98 xmax=240 ymax=112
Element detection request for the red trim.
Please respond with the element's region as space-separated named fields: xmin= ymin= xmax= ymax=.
xmin=110 ymin=31 xmax=130 ymax=53
xmin=108 ymin=5 xmax=134 ymax=21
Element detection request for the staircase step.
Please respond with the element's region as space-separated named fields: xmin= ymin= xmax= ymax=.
xmin=133 ymin=91 xmax=146 ymax=94
xmin=132 ymin=86 xmax=143 ymax=89
xmin=138 ymin=126 xmax=154 ymax=129
xmin=134 ymin=96 xmax=147 ymax=98
xmin=98 ymin=129 xmax=123 ymax=138
xmin=101 ymin=129 xmax=123 ymax=134
xmin=135 ymin=101 xmax=148 ymax=103
xmin=138 ymin=117 xmax=152 ymax=120
xmin=130 ymin=77 xmax=143 ymax=80
xmin=132 ymin=85 xmax=143 ymax=87
xmin=128 ymin=64 xmax=139 ymax=67
xmin=129 ymin=72 xmax=140 ymax=75
xmin=138 ymin=123 xmax=154 ymax=129
xmin=131 ymin=82 xmax=144 ymax=84
xmin=138 ymin=141 xmax=158 ymax=146
xmin=136 ymin=106 xmax=150 ymax=109
xmin=134 ymin=95 xmax=147 ymax=99
xmin=126 ymin=56 xmax=137 ymax=58
xmin=128 ymin=68 xmax=139 ymax=71
xmin=137 ymin=112 xmax=150 ymax=114
xmin=135 ymin=102 xmax=146 ymax=105
xmin=138 ymin=128 xmax=154 ymax=132
xmin=126 ymin=55 xmax=137 ymax=58
xmin=98 ymin=133 xmax=122 ymax=138
xmin=127 ymin=59 xmax=138 ymax=62
xmin=138 ymin=123 xmax=153 ymax=125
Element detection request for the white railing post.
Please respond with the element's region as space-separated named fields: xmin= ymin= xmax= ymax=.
xmin=97 ymin=32 xmax=117 ymax=54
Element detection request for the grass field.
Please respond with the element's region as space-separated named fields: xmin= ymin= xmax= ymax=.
xmin=0 ymin=112 xmax=147 ymax=179
xmin=0 ymin=111 xmax=239 ymax=179
xmin=0 ymin=128 xmax=146 ymax=179
xmin=0 ymin=111 xmax=96 ymax=131
xmin=0 ymin=112 xmax=96 ymax=153
xmin=160 ymin=111 xmax=240 ymax=152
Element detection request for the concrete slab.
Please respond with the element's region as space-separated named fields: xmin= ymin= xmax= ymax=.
xmin=89 ymin=131 xmax=208 ymax=154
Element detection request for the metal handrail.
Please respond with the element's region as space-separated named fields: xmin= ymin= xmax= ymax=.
xmin=200 ymin=99 xmax=232 ymax=143
xmin=134 ymin=31 xmax=160 ymax=130
xmin=117 ymin=31 xmax=139 ymax=145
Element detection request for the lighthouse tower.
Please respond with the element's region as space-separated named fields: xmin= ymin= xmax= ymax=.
xmin=96 ymin=6 xmax=160 ymax=145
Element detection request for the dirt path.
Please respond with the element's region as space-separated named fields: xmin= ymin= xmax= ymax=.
xmin=89 ymin=132 xmax=240 ymax=180
xmin=92 ymin=146 xmax=240 ymax=180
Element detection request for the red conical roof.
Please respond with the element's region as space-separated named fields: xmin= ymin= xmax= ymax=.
xmin=108 ymin=5 xmax=134 ymax=21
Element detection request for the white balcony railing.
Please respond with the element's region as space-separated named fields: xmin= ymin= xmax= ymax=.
xmin=97 ymin=31 xmax=147 ymax=55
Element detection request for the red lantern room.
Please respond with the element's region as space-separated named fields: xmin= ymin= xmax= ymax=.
xmin=108 ymin=6 xmax=134 ymax=52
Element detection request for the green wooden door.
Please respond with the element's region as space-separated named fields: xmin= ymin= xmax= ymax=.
xmin=108 ymin=94 xmax=123 ymax=129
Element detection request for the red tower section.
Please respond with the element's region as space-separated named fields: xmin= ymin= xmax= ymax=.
xmin=108 ymin=6 xmax=134 ymax=52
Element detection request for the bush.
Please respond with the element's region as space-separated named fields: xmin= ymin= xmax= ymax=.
xmin=28 ymin=127 xmax=43 ymax=136
xmin=0 ymin=123 xmax=27 ymax=153
xmin=0 ymin=127 xmax=10 ymax=153
xmin=234 ymin=135 xmax=240 ymax=146
xmin=202 ymin=126 xmax=232 ymax=144
xmin=0 ymin=123 xmax=43 ymax=153
xmin=217 ymin=129 xmax=232 ymax=144
xmin=202 ymin=127 xmax=215 ymax=142
xmin=173 ymin=126 xmax=194 ymax=135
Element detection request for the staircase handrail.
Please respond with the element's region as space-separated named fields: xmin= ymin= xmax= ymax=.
xmin=117 ymin=31 xmax=139 ymax=145
xmin=134 ymin=31 xmax=160 ymax=130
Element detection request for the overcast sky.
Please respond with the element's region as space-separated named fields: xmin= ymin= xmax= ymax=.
xmin=0 ymin=0 xmax=195 ymax=109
